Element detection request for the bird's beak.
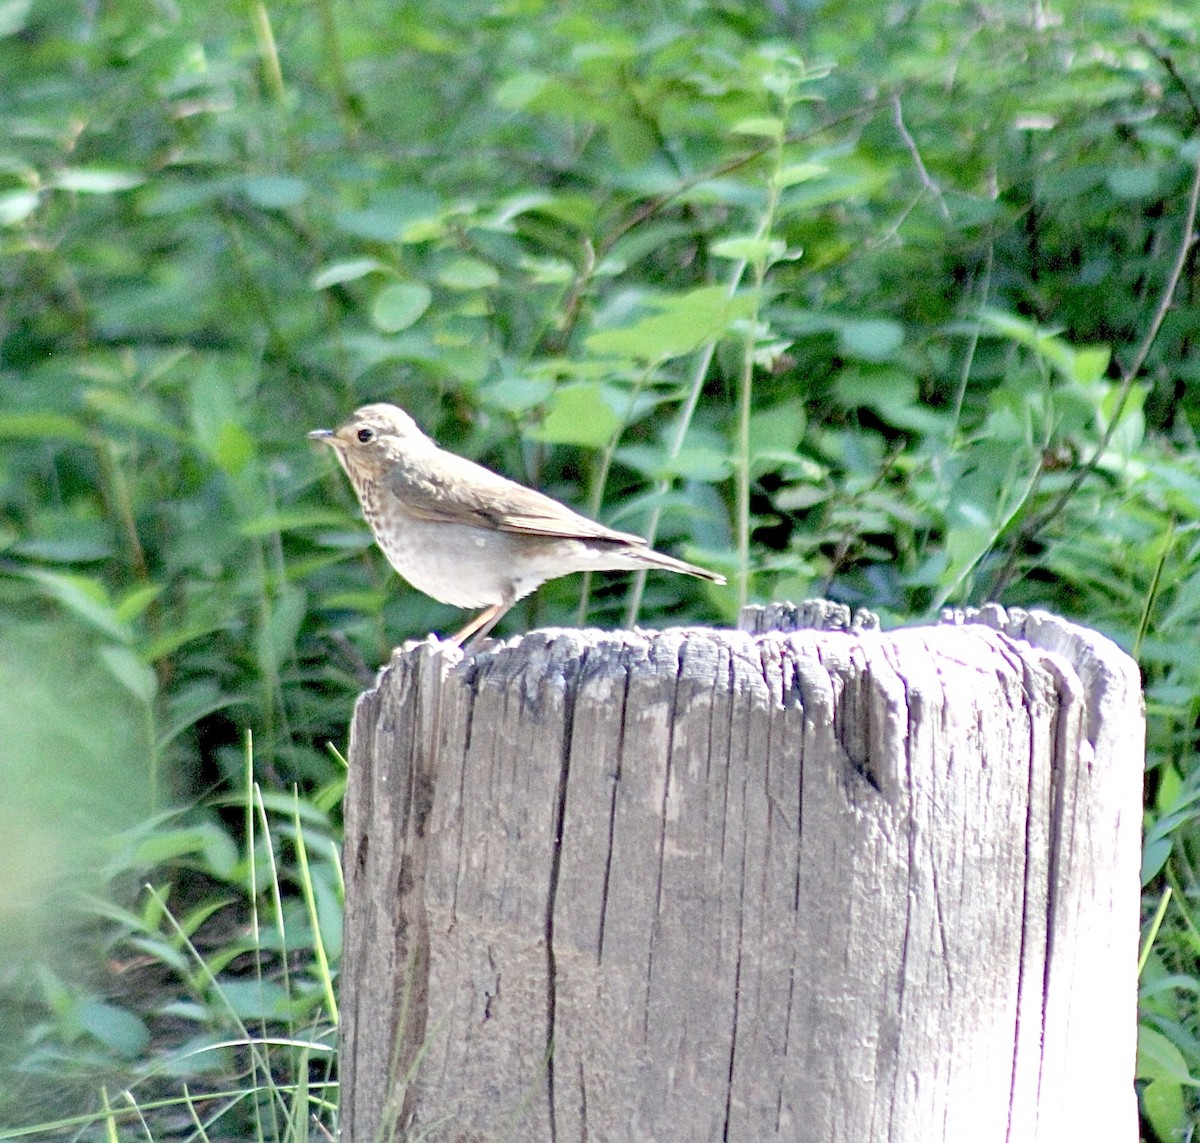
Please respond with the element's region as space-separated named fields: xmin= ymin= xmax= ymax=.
xmin=308 ymin=428 xmax=335 ymax=443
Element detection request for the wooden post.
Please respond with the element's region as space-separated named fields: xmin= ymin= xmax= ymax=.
xmin=338 ymin=602 xmax=1144 ymax=1143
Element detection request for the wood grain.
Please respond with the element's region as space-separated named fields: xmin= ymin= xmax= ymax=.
xmin=338 ymin=606 xmax=1143 ymax=1143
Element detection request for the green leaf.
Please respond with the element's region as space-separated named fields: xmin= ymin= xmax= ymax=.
xmin=750 ymin=399 xmax=806 ymax=469
xmin=1106 ymin=167 xmax=1160 ymax=200
xmin=77 ymin=999 xmax=151 ymax=1059
xmin=400 ymin=216 xmax=448 ymax=243
xmin=310 ymin=258 xmax=386 ymax=289
xmin=85 ymin=387 xmax=189 ymax=443
xmin=213 ymin=422 xmax=255 ymax=476
xmin=835 ymin=369 xmax=919 ymax=419
xmin=189 ymin=366 xmax=259 ymax=480
xmin=0 ymin=411 xmax=89 ymax=442
xmin=0 ymin=0 xmax=32 ymax=37
xmin=480 ymin=376 xmax=555 ymax=414
xmin=371 ymin=282 xmax=432 ymax=332
xmin=334 ymin=188 xmax=443 ymax=242
xmin=238 ymin=174 xmax=309 ymax=208
xmin=1137 ymin=1025 xmax=1194 ymax=1084
xmin=1141 ymin=1079 xmax=1189 ymax=1143
xmin=1072 ymin=346 xmax=1112 ymax=386
xmin=138 ymin=176 xmax=237 ymax=215
xmin=155 ymin=689 xmax=242 ymax=752
xmin=36 ymin=965 xmax=77 ymax=1028
xmin=130 ymin=824 xmax=239 ymax=879
xmin=236 ymin=509 xmax=352 ymax=536
xmin=437 ymin=256 xmax=499 ymax=290
xmin=773 ymin=162 xmax=827 ymax=188
xmin=520 ymin=255 xmax=575 ymax=283
xmin=1142 ymin=835 xmax=1172 ymax=887
xmin=979 ymin=310 xmax=1108 ymax=386
xmin=0 ymin=189 xmax=38 ymax=226
xmin=53 ymin=168 xmax=144 ymax=193
xmin=616 ymin=442 xmax=732 ymax=482
xmin=838 ymin=319 xmax=904 ymax=361
xmin=22 ymin=569 xmax=132 ymax=643
xmin=482 ymin=190 xmax=558 ymax=229
xmin=258 ymin=583 xmax=307 ymax=672
xmin=494 ymin=71 xmax=550 ymax=110
xmin=710 ymin=236 xmax=787 ymax=263
xmin=216 ymin=978 xmax=292 ymax=1020
xmin=98 ymin=645 xmax=158 ymax=705
xmin=586 ymin=286 xmax=757 ymax=362
xmin=12 ymin=527 xmax=112 ymax=562
xmin=731 ymin=116 xmax=784 ymax=138
xmin=665 ymin=444 xmax=732 ymax=481
xmin=528 ymin=384 xmax=620 ymax=448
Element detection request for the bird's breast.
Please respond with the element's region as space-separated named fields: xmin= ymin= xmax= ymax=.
xmin=363 ymin=504 xmax=538 ymax=608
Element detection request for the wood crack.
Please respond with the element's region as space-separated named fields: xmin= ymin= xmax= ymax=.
xmin=544 ymin=645 xmax=586 ymax=1143
xmin=596 ymin=662 xmax=632 ymax=965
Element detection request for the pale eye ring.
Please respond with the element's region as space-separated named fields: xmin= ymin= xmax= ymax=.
xmin=356 ymin=427 xmax=375 ymax=443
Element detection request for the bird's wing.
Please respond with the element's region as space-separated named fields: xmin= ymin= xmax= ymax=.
xmin=387 ymin=448 xmax=649 ymax=545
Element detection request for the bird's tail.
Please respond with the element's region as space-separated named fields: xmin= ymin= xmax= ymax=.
xmin=626 ymin=545 xmax=725 ymax=584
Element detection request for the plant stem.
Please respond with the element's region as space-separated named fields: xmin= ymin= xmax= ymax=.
xmin=624 ymin=107 xmax=792 ymax=621
xmin=577 ymin=368 xmax=651 ymax=626
xmin=623 ymin=335 xmax=724 ymax=627
xmin=250 ymin=2 xmax=286 ymax=104
xmin=734 ymin=161 xmax=783 ymax=608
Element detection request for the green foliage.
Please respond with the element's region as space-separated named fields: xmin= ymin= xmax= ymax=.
xmin=0 ymin=745 xmax=341 ymax=1139
xmin=4 ymin=0 xmax=1200 ymax=1136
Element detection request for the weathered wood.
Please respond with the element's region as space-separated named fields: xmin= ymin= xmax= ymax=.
xmin=338 ymin=605 xmax=1143 ymax=1143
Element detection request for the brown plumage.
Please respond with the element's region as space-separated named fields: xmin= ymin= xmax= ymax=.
xmin=309 ymin=403 xmax=724 ymax=648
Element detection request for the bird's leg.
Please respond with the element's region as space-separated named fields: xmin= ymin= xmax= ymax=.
xmin=451 ymin=599 xmax=513 ymax=651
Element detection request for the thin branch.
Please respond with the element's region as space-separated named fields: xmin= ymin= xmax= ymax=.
xmin=952 ymin=243 xmax=993 ymax=438
xmin=598 ymin=100 xmax=889 ymax=263
xmin=987 ymin=149 xmax=1200 ymax=598
xmin=1138 ymin=35 xmax=1200 ymax=128
xmin=1055 ymin=153 xmax=1200 ymax=497
xmin=892 ymin=93 xmax=951 ymax=220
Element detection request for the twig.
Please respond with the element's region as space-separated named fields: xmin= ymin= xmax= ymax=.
xmin=987 ymin=149 xmax=1200 ymax=598
xmin=892 ymin=93 xmax=951 ymax=220
xmin=1052 ymin=154 xmax=1199 ymax=498
xmin=1138 ymin=35 xmax=1200 ymax=127
xmin=598 ymin=100 xmax=888 ymax=263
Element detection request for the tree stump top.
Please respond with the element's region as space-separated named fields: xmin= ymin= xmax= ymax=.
xmin=339 ymin=604 xmax=1143 ymax=1143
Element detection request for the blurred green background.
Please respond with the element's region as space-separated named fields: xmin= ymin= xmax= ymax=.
xmin=3 ymin=0 xmax=1200 ymax=1137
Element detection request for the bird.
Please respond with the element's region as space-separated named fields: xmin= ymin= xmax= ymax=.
xmin=309 ymin=403 xmax=725 ymax=649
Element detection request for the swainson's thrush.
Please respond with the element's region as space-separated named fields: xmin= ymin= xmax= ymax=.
xmin=309 ymin=403 xmax=725 ymax=647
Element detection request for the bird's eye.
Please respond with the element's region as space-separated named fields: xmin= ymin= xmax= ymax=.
xmin=356 ymin=427 xmax=375 ymax=444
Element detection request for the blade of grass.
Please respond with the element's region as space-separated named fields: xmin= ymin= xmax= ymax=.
xmin=293 ymin=789 xmax=339 ymax=1025
xmin=1141 ymin=887 xmax=1172 ymax=978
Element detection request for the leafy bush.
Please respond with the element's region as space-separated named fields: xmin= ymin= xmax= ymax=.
xmin=3 ymin=0 xmax=1200 ymax=1137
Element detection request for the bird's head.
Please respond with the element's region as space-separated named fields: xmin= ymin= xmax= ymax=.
xmin=308 ymin=403 xmax=432 ymax=483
